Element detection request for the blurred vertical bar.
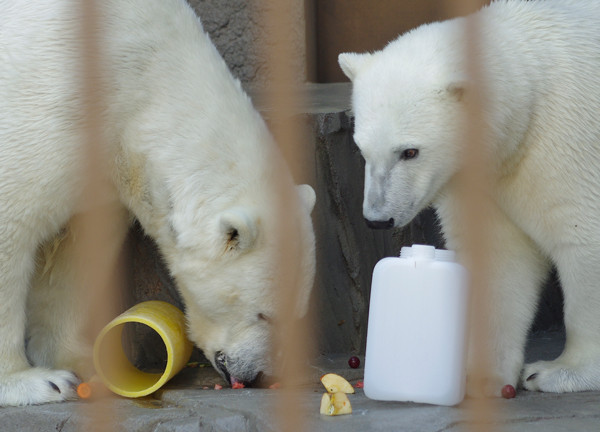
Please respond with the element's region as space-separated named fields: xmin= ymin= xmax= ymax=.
xmin=76 ymin=0 xmax=124 ymax=429
xmin=440 ymin=0 xmax=498 ymax=430
xmin=261 ymin=1 xmax=313 ymax=431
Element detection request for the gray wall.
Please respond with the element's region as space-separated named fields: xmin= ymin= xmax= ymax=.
xmin=187 ymin=0 xmax=308 ymax=87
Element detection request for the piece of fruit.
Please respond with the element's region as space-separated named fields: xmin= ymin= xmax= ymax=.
xmin=214 ymin=384 xmax=223 ymax=390
xmin=76 ymin=376 xmax=106 ymax=400
xmin=77 ymin=382 xmax=94 ymax=399
xmin=354 ymin=380 xmax=364 ymax=389
xmin=232 ymin=381 xmax=245 ymax=389
xmin=319 ymin=392 xmax=352 ymax=416
xmin=348 ymin=356 xmax=360 ymax=369
xmin=501 ymin=384 xmax=516 ymax=399
xmin=320 ymin=373 xmax=355 ymax=394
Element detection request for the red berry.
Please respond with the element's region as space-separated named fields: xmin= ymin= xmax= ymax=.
xmin=348 ymin=356 xmax=360 ymax=369
xmin=354 ymin=380 xmax=364 ymax=388
xmin=501 ymin=384 xmax=516 ymax=399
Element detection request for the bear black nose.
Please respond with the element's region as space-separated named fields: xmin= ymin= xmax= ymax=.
xmin=214 ymin=351 xmax=231 ymax=383
xmin=365 ymin=218 xmax=395 ymax=229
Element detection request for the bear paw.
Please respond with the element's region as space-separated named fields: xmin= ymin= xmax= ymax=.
xmin=0 ymin=368 xmax=80 ymax=406
xmin=522 ymin=359 xmax=600 ymax=393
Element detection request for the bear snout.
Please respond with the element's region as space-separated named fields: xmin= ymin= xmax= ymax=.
xmin=214 ymin=351 xmax=264 ymax=388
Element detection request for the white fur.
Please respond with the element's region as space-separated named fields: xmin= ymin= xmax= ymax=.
xmin=0 ymin=0 xmax=316 ymax=405
xmin=340 ymin=0 xmax=600 ymax=395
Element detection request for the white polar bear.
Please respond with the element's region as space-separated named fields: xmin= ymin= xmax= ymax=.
xmin=0 ymin=0 xmax=316 ymax=406
xmin=339 ymin=0 xmax=600 ymax=395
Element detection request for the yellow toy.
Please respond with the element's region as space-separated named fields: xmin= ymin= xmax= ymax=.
xmin=92 ymin=300 xmax=193 ymax=398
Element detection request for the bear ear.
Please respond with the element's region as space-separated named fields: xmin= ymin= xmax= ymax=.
xmin=297 ymin=184 xmax=316 ymax=214
xmin=338 ymin=52 xmax=372 ymax=81
xmin=219 ymin=208 xmax=258 ymax=253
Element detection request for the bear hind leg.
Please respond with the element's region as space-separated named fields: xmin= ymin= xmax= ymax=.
xmin=523 ymin=250 xmax=600 ymax=392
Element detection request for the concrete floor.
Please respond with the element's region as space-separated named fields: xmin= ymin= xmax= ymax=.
xmin=2 ymin=329 xmax=600 ymax=431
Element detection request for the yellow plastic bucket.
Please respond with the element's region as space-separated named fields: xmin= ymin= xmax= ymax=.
xmin=93 ymin=300 xmax=193 ymax=398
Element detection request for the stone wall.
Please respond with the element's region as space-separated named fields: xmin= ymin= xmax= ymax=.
xmin=187 ymin=0 xmax=308 ymax=87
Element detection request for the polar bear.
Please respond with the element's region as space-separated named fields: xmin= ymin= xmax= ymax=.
xmin=0 ymin=0 xmax=316 ymax=406
xmin=339 ymin=0 xmax=600 ymax=395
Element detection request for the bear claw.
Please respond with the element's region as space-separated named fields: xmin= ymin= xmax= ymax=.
xmin=526 ymin=373 xmax=538 ymax=382
xmin=49 ymin=381 xmax=61 ymax=393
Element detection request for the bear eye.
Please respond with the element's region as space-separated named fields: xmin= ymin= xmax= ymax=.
xmin=258 ymin=313 xmax=273 ymax=324
xmin=399 ymin=148 xmax=419 ymax=161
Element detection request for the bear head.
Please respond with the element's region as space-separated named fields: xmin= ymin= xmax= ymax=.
xmin=169 ymin=184 xmax=317 ymax=387
xmin=338 ymin=21 xmax=471 ymax=229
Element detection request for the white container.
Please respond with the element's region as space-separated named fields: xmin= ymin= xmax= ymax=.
xmin=363 ymin=244 xmax=469 ymax=406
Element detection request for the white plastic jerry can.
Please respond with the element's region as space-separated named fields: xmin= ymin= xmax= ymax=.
xmin=363 ymin=244 xmax=469 ymax=406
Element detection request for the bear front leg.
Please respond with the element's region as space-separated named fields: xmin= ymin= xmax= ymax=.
xmin=441 ymin=203 xmax=550 ymax=397
xmin=0 ymin=233 xmax=79 ymax=406
xmin=469 ymin=215 xmax=551 ymax=397
xmin=26 ymin=226 xmax=92 ymax=379
xmin=26 ymin=211 xmax=130 ymax=381
xmin=523 ymin=248 xmax=600 ymax=392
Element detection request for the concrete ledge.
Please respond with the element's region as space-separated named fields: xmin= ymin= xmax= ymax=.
xmin=249 ymin=82 xmax=352 ymax=115
xmin=3 ymin=331 xmax=599 ymax=432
